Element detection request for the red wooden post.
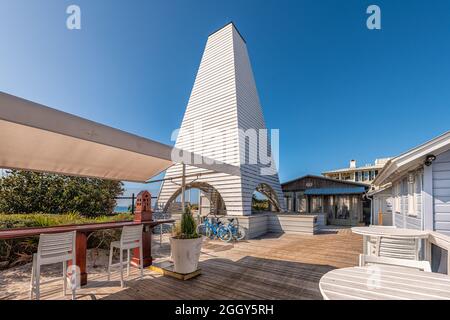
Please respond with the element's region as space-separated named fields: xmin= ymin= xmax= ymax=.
xmin=131 ymin=191 xmax=153 ymax=267
xmin=69 ymin=231 xmax=88 ymax=286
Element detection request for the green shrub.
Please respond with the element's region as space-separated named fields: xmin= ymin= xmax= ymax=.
xmin=0 ymin=212 xmax=133 ymax=269
xmin=173 ymin=206 xmax=199 ymax=239
xmin=0 ymin=170 xmax=124 ymax=216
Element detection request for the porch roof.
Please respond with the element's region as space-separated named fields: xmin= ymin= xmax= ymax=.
xmin=304 ymin=187 xmax=366 ymax=196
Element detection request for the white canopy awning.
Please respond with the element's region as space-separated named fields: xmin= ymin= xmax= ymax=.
xmin=0 ymin=92 xmax=239 ymax=182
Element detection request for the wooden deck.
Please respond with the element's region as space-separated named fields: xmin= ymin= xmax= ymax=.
xmin=0 ymin=229 xmax=362 ymax=300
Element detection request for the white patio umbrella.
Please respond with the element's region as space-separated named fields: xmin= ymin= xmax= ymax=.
xmin=0 ymin=92 xmax=239 ymax=208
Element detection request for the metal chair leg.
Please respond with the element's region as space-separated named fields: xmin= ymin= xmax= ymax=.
xmin=139 ymin=244 xmax=144 ymax=278
xmin=127 ymin=249 xmax=130 ymax=277
xmin=29 ymin=256 xmax=36 ymax=300
xmin=107 ymin=246 xmax=113 ymax=281
xmin=35 ymin=264 xmax=41 ymax=300
xmin=119 ymin=249 xmax=124 ymax=288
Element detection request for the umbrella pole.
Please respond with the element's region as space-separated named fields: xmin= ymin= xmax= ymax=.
xmin=181 ymin=163 xmax=186 ymax=212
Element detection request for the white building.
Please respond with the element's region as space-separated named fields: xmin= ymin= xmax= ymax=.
xmin=373 ymin=131 xmax=450 ymax=236
xmin=323 ymin=158 xmax=391 ymax=185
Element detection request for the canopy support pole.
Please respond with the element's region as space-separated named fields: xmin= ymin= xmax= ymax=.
xmin=181 ymin=162 xmax=186 ymax=212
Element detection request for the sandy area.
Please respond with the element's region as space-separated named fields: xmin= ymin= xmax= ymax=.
xmin=0 ymin=234 xmax=172 ymax=300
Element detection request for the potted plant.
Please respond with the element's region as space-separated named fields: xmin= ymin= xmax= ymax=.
xmin=170 ymin=206 xmax=203 ymax=274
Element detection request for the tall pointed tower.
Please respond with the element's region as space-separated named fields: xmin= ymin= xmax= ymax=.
xmin=158 ymin=23 xmax=285 ymax=216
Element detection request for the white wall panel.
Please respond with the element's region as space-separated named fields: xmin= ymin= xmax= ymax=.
xmin=158 ymin=23 xmax=285 ymax=215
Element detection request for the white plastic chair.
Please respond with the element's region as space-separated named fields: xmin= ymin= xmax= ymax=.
xmin=360 ymin=235 xmax=431 ymax=272
xmin=107 ymin=224 xmax=144 ymax=287
xmin=359 ymin=254 xmax=432 ymax=272
xmin=30 ymin=231 xmax=77 ymax=300
xmin=375 ymin=236 xmax=420 ymax=260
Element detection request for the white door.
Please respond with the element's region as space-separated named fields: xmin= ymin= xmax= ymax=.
xmin=374 ymin=196 xmax=393 ymax=226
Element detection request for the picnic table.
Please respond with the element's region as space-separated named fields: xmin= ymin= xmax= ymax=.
xmin=319 ymin=265 xmax=450 ymax=300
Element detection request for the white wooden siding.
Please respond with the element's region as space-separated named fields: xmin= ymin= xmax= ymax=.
xmin=433 ymin=149 xmax=450 ymax=236
xmin=158 ymin=24 xmax=285 ymax=215
xmin=392 ymin=170 xmax=423 ymax=230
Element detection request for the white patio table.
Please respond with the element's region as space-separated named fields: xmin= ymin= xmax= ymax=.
xmin=351 ymin=226 xmax=430 ymax=255
xmin=319 ymin=266 xmax=450 ymax=300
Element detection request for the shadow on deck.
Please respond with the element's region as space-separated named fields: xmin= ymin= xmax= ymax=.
xmin=103 ymin=257 xmax=335 ymax=300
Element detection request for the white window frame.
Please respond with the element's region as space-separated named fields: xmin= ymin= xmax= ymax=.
xmin=407 ymin=173 xmax=415 ymax=216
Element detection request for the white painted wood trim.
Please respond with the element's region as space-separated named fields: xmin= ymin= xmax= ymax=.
xmin=423 ymin=164 xmax=434 ymax=231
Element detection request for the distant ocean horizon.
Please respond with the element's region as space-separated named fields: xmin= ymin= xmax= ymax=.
xmin=114 ymin=205 xmax=129 ymax=213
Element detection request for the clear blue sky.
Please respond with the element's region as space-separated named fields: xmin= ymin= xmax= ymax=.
xmin=1 ymin=0 xmax=450 ymax=196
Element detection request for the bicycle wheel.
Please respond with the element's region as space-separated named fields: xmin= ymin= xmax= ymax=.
xmin=196 ymin=223 xmax=204 ymax=235
xmin=197 ymin=224 xmax=211 ymax=238
xmin=217 ymin=226 xmax=232 ymax=242
xmin=234 ymin=225 xmax=247 ymax=241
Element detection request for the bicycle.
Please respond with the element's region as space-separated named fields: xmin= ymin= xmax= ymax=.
xmin=224 ymin=218 xmax=247 ymax=241
xmin=197 ymin=215 xmax=232 ymax=242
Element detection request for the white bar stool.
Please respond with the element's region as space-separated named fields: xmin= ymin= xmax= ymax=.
xmin=30 ymin=231 xmax=77 ymax=300
xmin=107 ymin=224 xmax=144 ymax=287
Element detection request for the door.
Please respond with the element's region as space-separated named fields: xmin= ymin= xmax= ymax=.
xmin=374 ymin=195 xmax=393 ymax=226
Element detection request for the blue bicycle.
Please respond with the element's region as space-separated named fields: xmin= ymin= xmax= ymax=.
xmin=224 ymin=218 xmax=247 ymax=241
xmin=197 ymin=215 xmax=232 ymax=242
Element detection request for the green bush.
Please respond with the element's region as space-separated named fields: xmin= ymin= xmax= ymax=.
xmin=0 ymin=170 xmax=124 ymax=217
xmin=173 ymin=206 xmax=199 ymax=239
xmin=0 ymin=212 xmax=133 ymax=269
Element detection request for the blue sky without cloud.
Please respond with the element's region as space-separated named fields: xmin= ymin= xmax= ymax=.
xmin=1 ymin=0 xmax=450 ymax=196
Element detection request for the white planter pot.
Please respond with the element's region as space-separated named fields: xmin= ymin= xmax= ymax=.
xmin=170 ymin=236 xmax=203 ymax=274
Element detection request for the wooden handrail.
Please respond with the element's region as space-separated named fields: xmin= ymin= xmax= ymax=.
xmin=0 ymin=219 xmax=175 ymax=286
xmin=0 ymin=219 xmax=175 ymax=240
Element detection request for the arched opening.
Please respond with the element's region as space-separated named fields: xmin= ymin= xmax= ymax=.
xmin=252 ymin=183 xmax=281 ymax=213
xmin=163 ymin=182 xmax=226 ymax=216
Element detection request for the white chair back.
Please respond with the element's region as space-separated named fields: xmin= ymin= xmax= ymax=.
xmin=375 ymin=236 xmax=419 ymax=260
xmin=37 ymin=231 xmax=76 ymax=265
xmin=120 ymin=225 xmax=143 ymax=249
xmin=360 ymin=254 xmax=431 ymax=272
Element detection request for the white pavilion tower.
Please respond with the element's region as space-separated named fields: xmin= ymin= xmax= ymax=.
xmin=158 ymin=22 xmax=285 ymax=217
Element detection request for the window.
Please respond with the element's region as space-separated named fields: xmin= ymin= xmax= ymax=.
xmin=394 ymin=182 xmax=401 ymax=213
xmin=296 ymin=194 xmax=307 ymax=213
xmin=363 ymin=171 xmax=369 ymax=181
xmin=355 ymin=172 xmax=360 ymax=181
xmin=284 ymin=196 xmax=292 ymax=211
xmin=406 ymin=171 xmax=422 ymax=217
xmin=311 ymin=196 xmax=323 ymax=213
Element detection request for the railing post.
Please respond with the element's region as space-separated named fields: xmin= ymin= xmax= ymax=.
xmin=68 ymin=231 xmax=88 ymax=286
xmin=425 ymin=237 xmax=432 ymax=262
